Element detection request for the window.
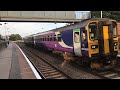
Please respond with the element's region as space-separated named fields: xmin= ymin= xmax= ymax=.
xmin=48 ymin=36 xmax=49 ymax=41
xmin=47 ymin=38 xmax=49 ymax=41
xmin=50 ymin=35 xmax=52 ymax=41
xmin=40 ymin=37 xmax=42 ymax=41
xmin=57 ymin=34 xmax=61 ymax=42
xmin=81 ymin=31 xmax=87 ymax=42
xmin=112 ymin=21 xmax=117 ymax=38
xmin=74 ymin=32 xmax=79 ymax=43
xmin=45 ymin=37 xmax=46 ymax=41
xmin=89 ymin=22 xmax=98 ymax=40
xmin=41 ymin=38 xmax=42 ymax=41
xmin=53 ymin=35 xmax=56 ymax=41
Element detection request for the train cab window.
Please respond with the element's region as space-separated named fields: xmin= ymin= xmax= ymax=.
xmin=57 ymin=34 xmax=61 ymax=42
xmin=74 ymin=32 xmax=79 ymax=43
xmin=89 ymin=22 xmax=98 ymax=40
xmin=112 ymin=21 xmax=117 ymax=38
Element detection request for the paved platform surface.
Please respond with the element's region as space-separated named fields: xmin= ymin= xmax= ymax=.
xmin=0 ymin=43 xmax=38 ymax=79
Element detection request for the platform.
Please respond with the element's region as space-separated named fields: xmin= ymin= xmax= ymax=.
xmin=0 ymin=42 xmax=41 ymax=79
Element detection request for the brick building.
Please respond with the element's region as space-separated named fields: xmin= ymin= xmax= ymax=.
xmin=117 ymin=23 xmax=120 ymax=38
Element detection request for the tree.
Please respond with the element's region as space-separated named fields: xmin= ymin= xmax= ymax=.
xmin=15 ymin=34 xmax=22 ymax=40
xmin=91 ymin=11 xmax=120 ymax=22
xmin=9 ymin=34 xmax=22 ymax=41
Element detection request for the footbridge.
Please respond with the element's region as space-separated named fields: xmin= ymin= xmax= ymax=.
xmin=0 ymin=11 xmax=90 ymax=23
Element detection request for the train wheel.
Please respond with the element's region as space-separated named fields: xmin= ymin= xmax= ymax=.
xmin=110 ymin=60 xmax=117 ymax=67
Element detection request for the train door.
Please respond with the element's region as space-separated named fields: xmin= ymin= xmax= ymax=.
xmin=98 ymin=21 xmax=113 ymax=56
xmin=73 ymin=28 xmax=82 ymax=57
xmin=103 ymin=26 xmax=110 ymax=54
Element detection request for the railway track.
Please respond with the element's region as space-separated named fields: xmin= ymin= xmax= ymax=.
xmin=17 ymin=42 xmax=120 ymax=79
xmin=18 ymin=43 xmax=72 ymax=79
xmin=94 ymin=67 xmax=120 ymax=79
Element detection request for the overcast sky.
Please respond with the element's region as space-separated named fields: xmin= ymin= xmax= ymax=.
xmin=0 ymin=22 xmax=67 ymax=38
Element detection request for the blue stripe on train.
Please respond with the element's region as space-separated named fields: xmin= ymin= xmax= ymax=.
xmin=61 ymin=29 xmax=73 ymax=47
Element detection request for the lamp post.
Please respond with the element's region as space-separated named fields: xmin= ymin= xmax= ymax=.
xmin=4 ymin=23 xmax=7 ymax=38
xmin=0 ymin=23 xmax=2 ymax=39
xmin=7 ymin=28 xmax=9 ymax=41
xmin=55 ymin=23 xmax=57 ymax=29
xmin=4 ymin=23 xmax=10 ymax=45
xmin=41 ymin=28 xmax=43 ymax=32
xmin=101 ymin=11 xmax=102 ymax=18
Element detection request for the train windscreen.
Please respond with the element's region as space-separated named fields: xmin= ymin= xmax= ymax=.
xmin=88 ymin=22 xmax=98 ymax=40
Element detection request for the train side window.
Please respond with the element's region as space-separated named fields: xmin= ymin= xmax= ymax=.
xmin=50 ymin=37 xmax=51 ymax=41
xmin=48 ymin=36 xmax=49 ymax=41
xmin=45 ymin=37 xmax=46 ymax=41
xmin=50 ymin=35 xmax=52 ymax=41
xmin=44 ymin=38 xmax=45 ymax=41
xmin=48 ymin=37 xmax=49 ymax=41
xmin=112 ymin=21 xmax=117 ymax=38
xmin=41 ymin=38 xmax=43 ymax=41
xmin=57 ymin=34 xmax=61 ymax=42
xmin=54 ymin=35 xmax=56 ymax=41
xmin=40 ymin=38 xmax=41 ymax=41
xmin=81 ymin=31 xmax=87 ymax=42
xmin=74 ymin=32 xmax=79 ymax=43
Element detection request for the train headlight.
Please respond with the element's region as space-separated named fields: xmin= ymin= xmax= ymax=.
xmin=114 ymin=42 xmax=118 ymax=46
xmin=91 ymin=46 xmax=95 ymax=49
xmin=91 ymin=45 xmax=98 ymax=49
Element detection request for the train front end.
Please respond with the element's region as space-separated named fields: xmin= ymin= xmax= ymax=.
xmin=87 ymin=19 xmax=119 ymax=69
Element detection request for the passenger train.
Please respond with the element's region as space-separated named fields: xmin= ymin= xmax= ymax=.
xmin=24 ymin=18 xmax=119 ymax=69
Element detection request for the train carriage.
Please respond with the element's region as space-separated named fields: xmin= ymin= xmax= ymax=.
xmin=24 ymin=18 xmax=119 ymax=69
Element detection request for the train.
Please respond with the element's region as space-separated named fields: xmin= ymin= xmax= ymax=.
xmin=24 ymin=18 xmax=119 ymax=69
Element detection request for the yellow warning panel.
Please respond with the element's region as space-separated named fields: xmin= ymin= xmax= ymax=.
xmin=103 ymin=26 xmax=110 ymax=54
